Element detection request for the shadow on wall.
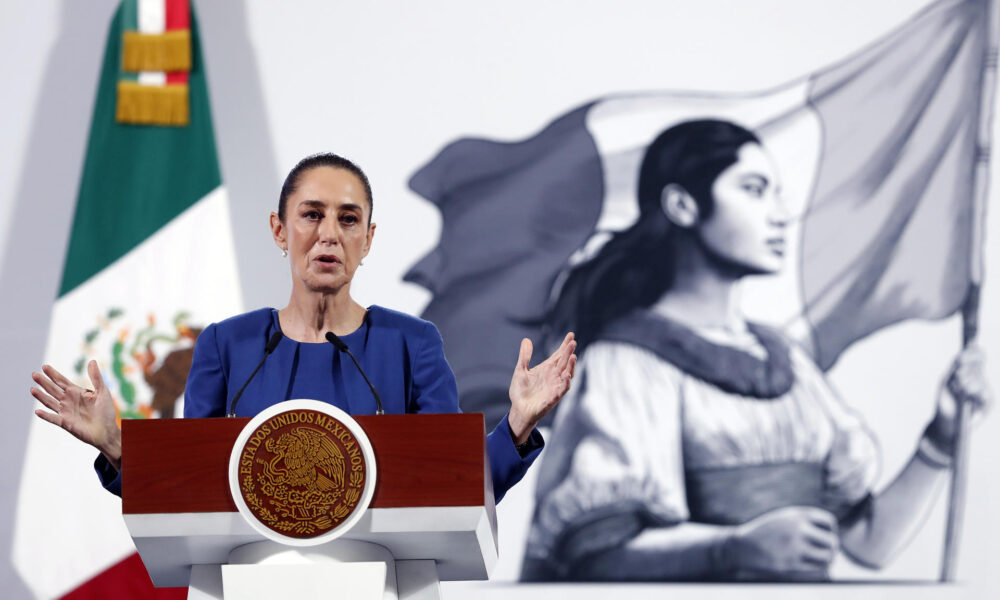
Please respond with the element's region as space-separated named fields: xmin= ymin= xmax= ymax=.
xmin=0 ymin=1 xmax=121 ymax=597
xmin=195 ymin=0 xmax=281 ymax=310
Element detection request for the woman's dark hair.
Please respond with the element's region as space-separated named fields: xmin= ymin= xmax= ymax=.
xmin=278 ymin=153 xmax=374 ymax=222
xmin=548 ymin=119 xmax=760 ymax=350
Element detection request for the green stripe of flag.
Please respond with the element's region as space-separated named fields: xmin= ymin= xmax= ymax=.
xmin=60 ymin=3 xmax=220 ymax=297
xmin=118 ymin=0 xmax=137 ymax=82
xmin=121 ymin=0 xmax=138 ymax=32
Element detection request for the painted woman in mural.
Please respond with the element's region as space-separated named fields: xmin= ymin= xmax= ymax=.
xmin=520 ymin=119 xmax=991 ymax=581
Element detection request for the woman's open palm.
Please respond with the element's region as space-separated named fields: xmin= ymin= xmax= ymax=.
xmin=31 ymin=360 xmax=121 ymax=467
xmin=508 ymin=332 xmax=577 ymax=439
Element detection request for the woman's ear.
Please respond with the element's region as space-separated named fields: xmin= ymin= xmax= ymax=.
xmin=660 ymin=184 xmax=700 ymax=228
xmin=362 ymin=222 xmax=376 ymax=258
xmin=269 ymin=212 xmax=286 ymax=250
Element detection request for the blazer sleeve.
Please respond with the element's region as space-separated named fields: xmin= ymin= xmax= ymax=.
xmin=409 ymin=320 xmax=543 ymax=504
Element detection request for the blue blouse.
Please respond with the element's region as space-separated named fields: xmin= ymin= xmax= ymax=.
xmin=98 ymin=306 xmax=543 ymax=503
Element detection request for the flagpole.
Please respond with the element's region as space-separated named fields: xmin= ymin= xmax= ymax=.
xmin=940 ymin=0 xmax=999 ymax=583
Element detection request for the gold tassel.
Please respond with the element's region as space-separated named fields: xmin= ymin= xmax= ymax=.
xmin=116 ymin=81 xmax=190 ymax=126
xmin=122 ymin=30 xmax=191 ymax=72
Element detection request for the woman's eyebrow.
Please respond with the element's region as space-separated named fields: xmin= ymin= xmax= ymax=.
xmin=298 ymin=199 xmax=327 ymax=209
xmin=741 ymin=173 xmax=769 ymax=187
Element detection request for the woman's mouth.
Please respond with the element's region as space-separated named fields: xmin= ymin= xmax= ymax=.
xmin=314 ymin=254 xmax=341 ymax=266
xmin=766 ymin=238 xmax=786 ymax=256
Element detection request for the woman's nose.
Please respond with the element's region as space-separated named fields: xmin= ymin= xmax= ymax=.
xmin=769 ymin=195 xmax=793 ymax=226
xmin=318 ymin=218 xmax=340 ymax=244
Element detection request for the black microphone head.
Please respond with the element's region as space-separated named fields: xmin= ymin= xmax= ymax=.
xmin=325 ymin=331 xmax=349 ymax=352
xmin=265 ymin=331 xmax=284 ymax=354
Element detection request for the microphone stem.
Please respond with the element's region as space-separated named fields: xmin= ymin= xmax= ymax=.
xmin=326 ymin=331 xmax=384 ymax=415
xmin=344 ymin=350 xmax=385 ymax=415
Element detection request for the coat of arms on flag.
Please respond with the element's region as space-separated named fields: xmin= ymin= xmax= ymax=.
xmin=74 ymin=308 xmax=202 ymax=421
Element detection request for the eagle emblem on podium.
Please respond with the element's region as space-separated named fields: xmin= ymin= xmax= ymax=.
xmin=263 ymin=428 xmax=346 ymax=495
xmin=237 ymin=409 xmax=368 ymax=538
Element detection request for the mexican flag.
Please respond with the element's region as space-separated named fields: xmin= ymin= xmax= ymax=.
xmin=406 ymin=0 xmax=996 ymax=425
xmin=13 ymin=1 xmax=242 ymax=597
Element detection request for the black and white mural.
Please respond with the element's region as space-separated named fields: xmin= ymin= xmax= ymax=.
xmin=407 ymin=0 xmax=995 ymax=583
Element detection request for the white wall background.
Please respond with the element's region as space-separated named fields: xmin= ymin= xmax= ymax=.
xmin=1 ymin=1 xmax=998 ymax=598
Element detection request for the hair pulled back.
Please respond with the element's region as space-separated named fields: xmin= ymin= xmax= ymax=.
xmin=547 ymin=119 xmax=760 ymax=350
xmin=278 ymin=153 xmax=374 ymax=222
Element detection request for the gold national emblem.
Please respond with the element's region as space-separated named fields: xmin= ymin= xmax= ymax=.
xmin=237 ymin=409 xmax=368 ymax=538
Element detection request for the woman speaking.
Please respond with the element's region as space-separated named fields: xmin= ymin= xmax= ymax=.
xmin=31 ymin=152 xmax=577 ymax=503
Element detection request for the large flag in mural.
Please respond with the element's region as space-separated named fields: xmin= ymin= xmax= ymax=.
xmin=406 ymin=0 xmax=994 ymax=424
xmin=13 ymin=1 xmax=241 ymax=597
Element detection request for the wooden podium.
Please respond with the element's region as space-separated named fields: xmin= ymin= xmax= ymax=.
xmin=121 ymin=413 xmax=498 ymax=599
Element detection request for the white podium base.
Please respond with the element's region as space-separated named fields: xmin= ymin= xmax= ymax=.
xmin=185 ymin=539 xmax=441 ymax=600
xmin=222 ymin=563 xmax=386 ymax=599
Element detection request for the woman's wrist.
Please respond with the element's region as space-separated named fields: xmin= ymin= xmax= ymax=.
xmin=924 ymin=411 xmax=955 ymax=450
xmin=98 ymin=428 xmax=123 ymax=472
xmin=915 ymin=418 xmax=953 ymax=470
xmin=507 ymin=408 xmax=534 ymax=446
xmin=710 ymin=526 xmax=739 ymax=575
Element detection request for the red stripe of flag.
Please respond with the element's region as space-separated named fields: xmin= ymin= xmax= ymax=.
xmin=166 ymin=0 xmax=190 ymax=83
xmin=165 ymin=0 xmax=190 ymax=31
xmin=60 ymin=552 xmax=187 ymax=600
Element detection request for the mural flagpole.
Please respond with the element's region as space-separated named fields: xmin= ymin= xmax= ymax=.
xmin=940 ymin=0 xmax=999 ymax=583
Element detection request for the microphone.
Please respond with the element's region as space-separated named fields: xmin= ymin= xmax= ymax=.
xmin=227 ymin=331 xmax=283 ymax=417
xmin=326 ymin=331 xmax=385 ymax=415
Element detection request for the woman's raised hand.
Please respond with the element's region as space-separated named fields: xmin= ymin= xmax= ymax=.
xmin=927 ymin=344 xmax=992 ymax=449
xmin=507 ymin=332 xmax=577 ymax=444
xmin=31 ymin=360 xmax=122 ymax=470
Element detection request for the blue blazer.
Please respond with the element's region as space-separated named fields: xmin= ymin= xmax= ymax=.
xmin=97 ymin=306 xmax=542 ymax=503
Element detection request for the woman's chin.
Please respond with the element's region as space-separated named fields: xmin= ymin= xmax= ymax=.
xmin=302 ymin=279 xmax=347 ymax=295
xmin=745 ymin=265 xmax=784 ymax=278
xmin=741 ymin=253 xmax=786 ymax=276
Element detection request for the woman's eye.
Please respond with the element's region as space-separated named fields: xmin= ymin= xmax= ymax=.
xmin=303 ymin=210 xmax=322 ymax=220
xmin=340 ymin=214 xmax=359 ymax=225
xmin=743 ymin=184 xmax=764 ymax=197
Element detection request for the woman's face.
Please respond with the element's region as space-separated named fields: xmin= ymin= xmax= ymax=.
xmin=696 ymin=142 xmax=788 ymax=275
xmin=271 ymin=166 xmax=375 ymax=295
